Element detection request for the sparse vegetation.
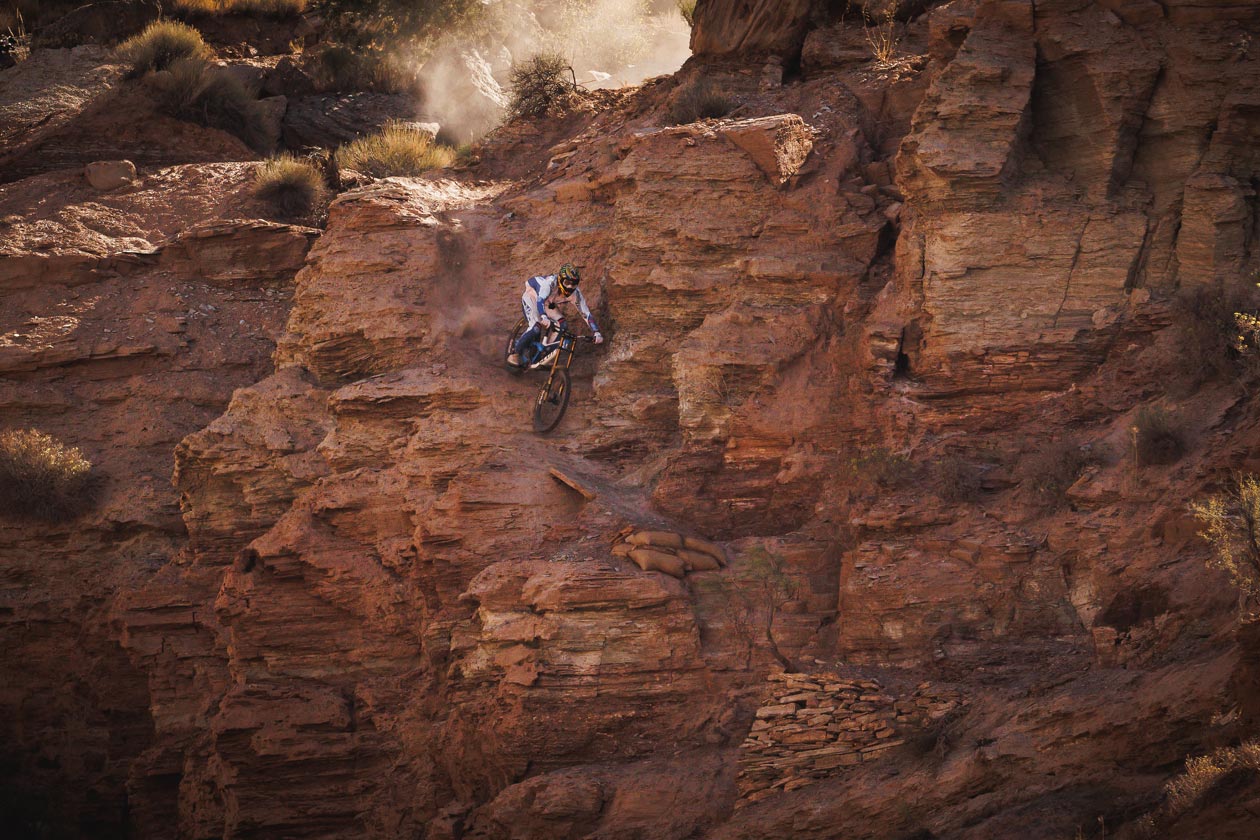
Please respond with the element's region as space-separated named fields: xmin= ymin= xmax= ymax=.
xmin=508 ymin=51 xmax=575 ymax=119
xmin=698 ymin=545 xmax=801 ymax=669
xmin=116 ymin=19 xmax=212 ymax=78
xmin=1129 ymin=405 xmax=1187 ymax=467
xmin=169 ymin=0 xmax=308 ymax=16
xmin=1170 ymin=285 xmax=1260 ymax=388
xmin=310 ymin=43 xmax=419 ymax=94
xmin=849 ymin=0 xmax=902 ymax=65
xmin=676 ymin=0 xmax=696 ymax=27
xmin=0 ymin=9 xmax=27 ymax=66
xmin=1018 ymin=440 xmax=1095 ymax=504
xmin=335 ymin=121 xmax=455 ymax=177
xmin=932 ymin=455 xmax=985 ymax=503
xmin=253 ymin=155 xmax=327 ymax=218
xmin=150 ymin=58 xmax=271 ymax=152
xmin=1131 ymin=741 xmax=1260 ymax=837
xmin=668 ymin=78 xmax=734 ymax=125
xmin=0 ymin=429 xmax=94 ymax=522
xmin=1192 ymin=473 xmax=1260 ymax=615
xmin=849 ymin=446 xmax=918 ymax=489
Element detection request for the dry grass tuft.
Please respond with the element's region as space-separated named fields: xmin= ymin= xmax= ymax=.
xmin=117 ymin=19 xmax=212 ymax=77
xmin=335 ymin=121 xmax=455 ymax=178
xmin=508 ymin=51 xmax=575 ymax=119
xmin=0 ymin=429 xmax=94 ymax=521
xmin=253 ymin=154 xmax=326 ymax=218
xmin=668 ymin=78 xmax=734 ymax=125
xmin=150 ymin=58 xmax=270 ymax=151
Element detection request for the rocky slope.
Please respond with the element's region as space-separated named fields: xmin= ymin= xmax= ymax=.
xmin=4 ymin=0 xmax=1260 ymax=837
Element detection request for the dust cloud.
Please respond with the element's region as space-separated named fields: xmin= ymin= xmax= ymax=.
xmin=415 ymin=0 xmax=693 ymax=142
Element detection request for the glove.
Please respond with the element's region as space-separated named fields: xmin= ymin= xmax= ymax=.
xmin=539 ymin=315 xmax=551 ymax=328
xmin=593 ymin=332 xmax=604 ymax=344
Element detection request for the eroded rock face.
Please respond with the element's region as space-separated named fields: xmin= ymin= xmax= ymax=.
xmin=0 ymin=163 xmax=316 ymax=834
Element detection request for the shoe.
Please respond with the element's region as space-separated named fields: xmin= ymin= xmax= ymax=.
xmin=507 ymin=352 xmax=521 ymax=367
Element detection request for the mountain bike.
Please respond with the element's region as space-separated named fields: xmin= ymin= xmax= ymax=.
xmin=504 ymin=316 xmax=597 ymax=433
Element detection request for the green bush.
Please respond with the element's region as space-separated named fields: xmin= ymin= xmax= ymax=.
xmin=254 ymin=154 xmax=326 ymax=218
xmin=0 ymin=429 xmax=94 ymax=521
xmin=335 ymin=121 xmax=455 ymax=177
xmin=116 ymin=19 xmax=212 ymax=77
xmin=1129 ymin=405 xmax=1187 ymax=467
xmin=1018 ymin=440 xmax=1095 ymax=504
xmin=668 ymin=78 xmax=734 ymax=125
xmin=508 ymin=51 xmax=574 ymax=119
xmin=150 ymin=58 xmax=270 ymax=151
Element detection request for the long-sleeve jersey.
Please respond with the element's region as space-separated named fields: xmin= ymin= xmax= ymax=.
xmin=524 ymin=274 xmax=600 ymax=334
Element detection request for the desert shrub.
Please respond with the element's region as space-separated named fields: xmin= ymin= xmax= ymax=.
xmin=1130 ymin=741 xmax=1260 ymax=836
xmin=849 ymin=446 xmax=918 ymax=489
xmin=1018 ymin=440 xmax=1096 ymax=503
xmin=117 ymin=19 xmax=212 ymax=77
xmin=310 ymin=43 xmax=418 ymax=94
xmin=1192 ymin=473 xmax=1260 ymax=614
xmin=150 ymin=58 xmax=270 ymax=151
xmin=696 ymin=545 xmax=800 ymax=670
xmin=253 ymin=154 xmax=326 ymax=217
xmin=676 ymin=0 xmax=696 ymax=26
xmin=932 ymin=455 xmax=984 ymax=503
xmin=1171 ymin=284 xmax=1260 ymax=388
xmin=1129 ymin=405 xmax=1187 ymax=467
xmin=335 ymin=121 xmax=455 ymax=177
xmin=508 ymin=51 xmax=574 ymax=119
xmin=0 ymin=429 xmax=94 ymax=521
xmin=855 ymin=0 xmax=902 ymax=65
xmin=668 ymin=78 xmax=734 ymax=125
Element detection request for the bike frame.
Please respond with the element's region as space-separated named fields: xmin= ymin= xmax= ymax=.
xmin=539 ymin=329 xmax=583 ymax=395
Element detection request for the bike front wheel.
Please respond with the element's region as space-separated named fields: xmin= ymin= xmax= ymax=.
xmin=532 ymin=368 xmax=571 ymax=434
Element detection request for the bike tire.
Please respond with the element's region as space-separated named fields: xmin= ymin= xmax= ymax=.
xmin=532 ymin=368 xmax=571 ymax=434
xmin=505 ymin=316 xmax=529 ymax=374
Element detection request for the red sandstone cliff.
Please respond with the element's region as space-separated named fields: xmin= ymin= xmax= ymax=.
xmin=4 ymin=1 xmax=1260 ymax=837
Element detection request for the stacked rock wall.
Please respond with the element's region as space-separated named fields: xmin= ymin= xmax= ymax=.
xmin=737 ymin=672 xmax=964 ymax=803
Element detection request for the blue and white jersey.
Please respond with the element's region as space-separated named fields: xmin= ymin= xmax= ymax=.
xmin=524 ymin=274 xmax=600 ymax=333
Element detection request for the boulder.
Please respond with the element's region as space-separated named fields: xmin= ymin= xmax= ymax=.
xmin=690 ymin=0 xmax=817 ymax=59
xmin=84 ymin=159 xmax=136 ymax=191
xmin=717 ymin=115 xmax=814 ymax=185
xmin=282 ymin=93 xmax=429 ymax=149
xmin=262 ymin=56 xmax=316 ymax=98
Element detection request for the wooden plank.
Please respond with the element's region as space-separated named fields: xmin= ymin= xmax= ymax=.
xmin=548 ymin=467 xmax=597 ymax=501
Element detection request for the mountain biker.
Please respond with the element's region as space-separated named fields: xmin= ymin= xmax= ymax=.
xmin=507 ymin=263 xmax=604 ymax=368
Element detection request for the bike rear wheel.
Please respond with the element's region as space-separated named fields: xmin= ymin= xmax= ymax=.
xmin=505 ymin=316 xmax=529 ymax=374
xmin=532 ymin=368 xmax=571 ymax=434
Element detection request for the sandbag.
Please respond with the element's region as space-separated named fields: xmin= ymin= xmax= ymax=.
xmin=682 ymin=536 xmax=726 ymax=564
xmin=629 ymin=548 xmax=686 ymax=579
xmin=678 ymin=549 xmax=721 ymax=572
xmin=611 ymin=542 xmax=634 ymax=557
xmin=627 ymin=530 xmax=685 ymax=549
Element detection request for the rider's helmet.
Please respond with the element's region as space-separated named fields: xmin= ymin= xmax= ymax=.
xmin=557 ymin=263 xmax=581 ymax=296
